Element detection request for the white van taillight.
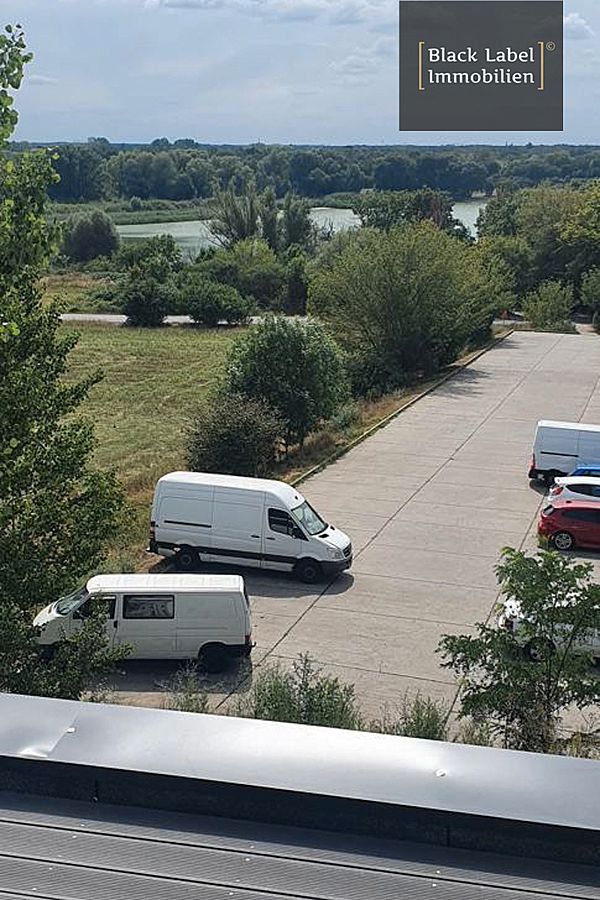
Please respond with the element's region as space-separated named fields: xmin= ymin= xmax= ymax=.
xmin=245 ymin=632 xmax=252 ymax=645
xmin=150 ymin=520 xmax=156 ymax=540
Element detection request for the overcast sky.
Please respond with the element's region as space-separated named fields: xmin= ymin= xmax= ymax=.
xmin=6 ymin=0 xmax=600 ymax=145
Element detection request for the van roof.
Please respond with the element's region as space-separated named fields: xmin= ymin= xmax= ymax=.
xmin=156 ymin=471 xmax=304 ymax=506
xmin=538 ymin=420 xmax=600 ymax=434
xmin=86 ymin=574 xmax=245 ymax=594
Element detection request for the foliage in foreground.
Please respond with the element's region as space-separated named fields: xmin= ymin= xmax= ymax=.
xmin=0 ymin=24 xmax=126 ymax=698
xmin=439 ymin=549 xmax=600 ymax=753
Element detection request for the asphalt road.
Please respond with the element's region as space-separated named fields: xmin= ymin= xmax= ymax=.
xmin=106 ymin=331 xmax=600 ymax=720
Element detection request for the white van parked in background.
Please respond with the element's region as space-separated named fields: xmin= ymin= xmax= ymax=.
xmin=33 ymin=574 xmax=252 ymax=672
xmin=529 ymin=421 xmax=600 ymax=486
xmin=149 ymin=472 xmax=353 ymax=584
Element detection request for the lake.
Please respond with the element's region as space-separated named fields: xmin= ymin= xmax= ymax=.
xmin=116 ymin=199 xmax=488 ymax=254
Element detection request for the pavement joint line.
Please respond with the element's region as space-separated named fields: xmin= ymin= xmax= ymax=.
xmin=307 ymin=605 xmax=486 ymax=628
xmin=262 ymin=654 xmax=457 ymax=687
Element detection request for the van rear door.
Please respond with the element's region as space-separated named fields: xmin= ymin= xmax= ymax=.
xmin=577 ymin=430 xmax=600 ymax=466
xmin=210 ymin=487 xmax=265 ymax=569
xmin=114 ymin=592 xmax=177 ymax=658
xmin=537 ymin=426 xmax=578 ymax=474
xmin=156 ymin=488 xmax=214 ymax=556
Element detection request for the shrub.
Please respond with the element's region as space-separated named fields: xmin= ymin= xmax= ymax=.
xmin=371 ymin=692 xmax=449 ymax=740
xmin=186 ymin=392 xmax=284 ymax=477
xmin=195 ymin=238 xmax=286 ymax=309
xmin=581 ymin=267 xmax=600 ymax=314
xmin=63 ymin=211 xmax=120 ymax=263
xmin=226 ymin=316 xmax=349 ymax=448
xmin=163 ymin=664 xmax=210 ymax=713
xmin=236 ymin=654 xmax=363 ymax=730
xmin=123 ymin=275 xmax=172 ymax=327
xmin=181 ymin=276 xmax=251 ymax=327
xmin=85 ymin=284 xmax=122 ymax=313
xmin=523 ymin=280 xmax=575 ymax=332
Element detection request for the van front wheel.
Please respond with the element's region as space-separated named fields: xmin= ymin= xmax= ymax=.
xmin=175 ymin=547 xmax=199 ymax=571
xmin=295 ymin=558 xmax=323 ymax=584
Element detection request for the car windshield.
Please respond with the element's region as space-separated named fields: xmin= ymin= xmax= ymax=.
xmin=291 ymin=501 xmax=327 ymax=536
xmin=55 ymin=585 xmax=89 ymax=616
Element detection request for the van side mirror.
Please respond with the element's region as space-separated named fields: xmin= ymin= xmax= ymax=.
xmin=291 ymin=526 xmax=304 ymax=540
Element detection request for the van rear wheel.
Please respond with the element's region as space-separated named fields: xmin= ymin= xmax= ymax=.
xmin=175 ymin=547 xmax=199 ymax=571
xmin=295 ymin=558 xmax=323 ymax=584
xmin=553 ymin=531 xmax=575 ymax=551
xmin=199 ymin=644 xmax=228 ymax=673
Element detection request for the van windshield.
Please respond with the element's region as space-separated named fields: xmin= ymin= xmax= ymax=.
xmin=56 ymin=585 xmax=89 ymax=616
xmin=291 ymin=501 xmax=327 ymax=536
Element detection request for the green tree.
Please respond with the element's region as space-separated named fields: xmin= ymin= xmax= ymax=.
xmin=187 ymin=392 xmax=283 ymax=477
xmin=260 ymin=186 xmax=278 ymax=250
xmin=309 ymin=222 xmax=501 ymax=394
xmin=180 ymin=275 xmax=251 ymax=327
xmin=0 ymin=25 xmax=126 ymax=697
xmin=122 ymin=274 xmax=173 ymax=326
xmin=581 ymin=268 xmax=600 ymax=323
xmin=195 ymin=238 xmax=286 ymax=309
xmin=281 ymin=192 xmax=313 ymax=250
xmin=62 ymin=210 xmax=120 ymax=262
xmin=226 ymin=316 xmax=349 ymax=447
xmin=208 ymin=182 xmax=260 ymax=247
xmin=353 ymin=188 xmax=461 ymax=234
xmin=439 ymin=549 xmax=600 ymax=752
xmin=523 ymin=280 xmax=574 ymax=332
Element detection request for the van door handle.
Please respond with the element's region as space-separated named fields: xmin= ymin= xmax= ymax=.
xmin=250 ymin=534 xmax=260 ymax=539
xmin=113 ymin=621 xmax=118 ymax=629
xmin=266 ymin=536 xmax=276 ymax=541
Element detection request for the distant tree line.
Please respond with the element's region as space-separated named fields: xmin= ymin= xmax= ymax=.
xmin=10 ymin=137 xmax=600 ymax=203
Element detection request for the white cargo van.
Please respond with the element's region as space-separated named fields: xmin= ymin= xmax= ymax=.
xmin=33 ymin=574 xmax=252 ymax=672
xmin=529 ymin=421 xmax=600 ymax=486
xmin=149 ymin=471 xmax=353 ymax=583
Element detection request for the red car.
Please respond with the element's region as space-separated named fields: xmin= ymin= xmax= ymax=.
xmin=538 ymin=498 xmax=600 ymax=551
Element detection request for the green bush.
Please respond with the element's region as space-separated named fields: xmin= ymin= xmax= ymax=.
xmin=226 ymin=316 xmax=349 ymax=447
xmin=581 ymin=267 xmax=600 ymax=314
xmin=371 ymin=692 xmax=449 ymax=740
xmin=63 ymin=211 xmax=120 ymax=263
xmin=123 ymin=276 xmax=173 ymax=327
xmin=523 ymin=280 xmax=575 ymax=332
xmin=186 ymin=392 xmax=283 ymax=477
xmin=181 ymin=276 xmax=251 ymax=327
xmin=163 ymin=664 xmax=210 ymax=713
xmin=236 ymin=654 xmax=363 ymax=730
xmin=85 ymin=284 xmax=122 ymax=313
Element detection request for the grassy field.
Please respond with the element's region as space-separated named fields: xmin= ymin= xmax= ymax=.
xmin=64 ymin=323 xmax=238 ymax=567
xmin=41 ymin=273 xmax=118 ymax=312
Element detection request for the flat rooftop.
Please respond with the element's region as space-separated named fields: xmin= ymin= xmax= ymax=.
xmin=0 ymin=791 xmax=598 ymax=900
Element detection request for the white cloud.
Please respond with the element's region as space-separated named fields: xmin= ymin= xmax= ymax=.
xmin=564 ymin=12 xmax=594 ymax=40
xmin=28 ymin=74 xmax=59 ymax=85
xmin=330 ymin=36 xmax=394 ymax=83
xmin=150 ymin=0 xmax=391 ymax=25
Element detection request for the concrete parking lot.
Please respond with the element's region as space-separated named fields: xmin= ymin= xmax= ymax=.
xmin=109 ymin=331 xmax=600 ymax=716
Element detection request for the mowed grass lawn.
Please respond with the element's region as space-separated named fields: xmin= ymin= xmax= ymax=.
xmin=63 ymin=323 xmax=239 ymax=566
